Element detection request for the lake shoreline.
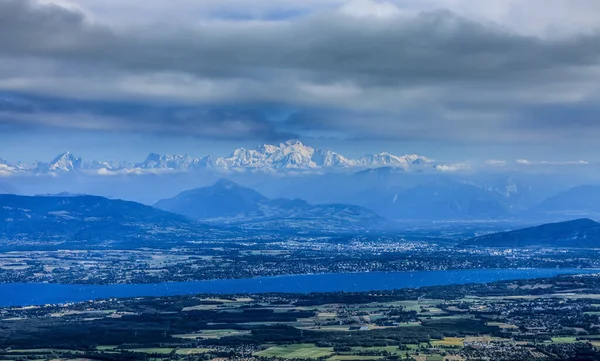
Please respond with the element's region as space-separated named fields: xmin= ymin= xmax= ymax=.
xmin=1 ymin=268 xmax=597 ymax=307
xmin=2 ymin=266 xmax=598 ymax=286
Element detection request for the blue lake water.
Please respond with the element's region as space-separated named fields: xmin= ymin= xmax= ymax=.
xmin=1 ymin=268 xmax=596 ymax=307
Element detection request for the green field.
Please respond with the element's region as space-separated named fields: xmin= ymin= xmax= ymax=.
xmin=551 ymin=337 xmax=578 ymax=344
xmin=96 ymin=345 xmax=118 ymax=351
xmin=173 ymin=329 xmax=250 ymax=339
xmin=486 ymin=321 xmax=518 ymax=329
xmin=328 ymin=356 xmax=383 ymax=360
xmin=350 ymin=346 xmax=406 ymax=355
xmin=392 ymin=322 xmax=422 ymax=327
xmin=431 ymin=337 xmax=465 ymax=347
xmin=175 ymin=348 xmax=212 ymax=355
xmin=254 ymin=344 xmax=334 ymax=359
xmin=123 ymin=348 xmax=174 ymax=354
xmin=425 ymin=355 xmax=445 ymax=361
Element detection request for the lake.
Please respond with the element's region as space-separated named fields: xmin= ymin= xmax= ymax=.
xmin=1 ymin=268 xmax=596 ymax=307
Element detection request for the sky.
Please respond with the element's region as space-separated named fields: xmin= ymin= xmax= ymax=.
xmin=1 ymin=0 xmax=600 ymax=163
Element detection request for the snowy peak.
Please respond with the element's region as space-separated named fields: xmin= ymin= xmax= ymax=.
xmin=312 ymin=149 xmax=353 ymax=167
xmin=358 ymin=152 xmax=433 ymax=168
xmin=88 ymin=160 xmax=120 ymax=171
xmin=403 ymin=154 xmax=435 ymax=165
xmin=216 ymin=140 xmax=317 ymax=170
xmin=47 ymin=151 xmax=83 ymax=172
xmin=136 ymin=153 xmax=196 ymax=170
xmin=283 ymin=139 xmax=303 ymax=146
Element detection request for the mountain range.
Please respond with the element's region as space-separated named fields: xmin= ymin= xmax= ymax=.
xmin=0 ymin=194 xmax=208 ymax=250
xmin=0 ymin=180 xmax=389 ymax=251
xmin=3 ymin=187 xmax=600 ymax=250
xmin=154 ymin=179 xmax=386 ymax=232
xmin=458 ymin=218 xmax=600 ymax=248
xmin=0 ymin=140 xmax=433 ymax=175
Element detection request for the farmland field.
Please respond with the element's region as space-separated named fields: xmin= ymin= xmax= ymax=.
xmin=255 ymin=344 xmax=334 ymax=359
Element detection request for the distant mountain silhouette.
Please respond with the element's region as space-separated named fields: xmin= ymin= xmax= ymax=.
xmin=536 ymin=185 xmax=600 ymax=217
xmin=0 ymin=194 xmax=204 ymax=249
xmin=154 ymin=179 xmax=386 ymax=232
xmin=34 ymin=192 xmax=87 ymax=197
xmin=155 ymin=179 xmax=267 ymax=219
xmin=0 ymin=181 xmax=19 ymax=195
xmin=458 ymin=218 xmax=600 ymax=248
xmin=364 ymin=180 xmax=512 ymax=221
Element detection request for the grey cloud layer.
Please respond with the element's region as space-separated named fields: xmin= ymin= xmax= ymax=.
xmin=1 ymin=0 xmax=600 ymax=142
xmin=4 ymin=1 xmax=599 ymax=82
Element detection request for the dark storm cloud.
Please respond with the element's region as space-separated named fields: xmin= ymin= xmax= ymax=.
xmin=1 ymin=0 xmax=600 ymax=143
xmin=2 ymin=0 xmax=600 ymax=84
xmin=0 ymin=94 xmax=295 ymax=140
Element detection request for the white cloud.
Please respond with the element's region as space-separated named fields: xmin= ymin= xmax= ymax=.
xmin=540 ymin=160 xmax=590 ymax=165
xmin=485 ymin=159 xmax=507 ymax=166
xmin=434 ymin=163 xmax=471 ymax=172
xmin=516 ymin=159 xmax=590 ymax=166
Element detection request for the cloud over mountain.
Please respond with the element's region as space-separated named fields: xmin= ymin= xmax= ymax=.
xmin=1 ymin=0 xmax=600 ymax=149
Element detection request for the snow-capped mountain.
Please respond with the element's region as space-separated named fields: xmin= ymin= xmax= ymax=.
xmin=312 ymin=149 xmax=353 ymax=167
xmin=135 ymin=153 xmax=198 ymax=170
xmin=0 ymin=140 xmax=434 ymax=176
xmin=46 ymin=151 xmax=83 ymax=173
xmin=357 ymin=152 xmax=433 ymax=168
xmin=88 ymin=160 xmax=123 ymax=171
xmin=207 ymin=140 xmax=431 ymax=171
xmin=215 ymin=140 xmax=319 ymax=170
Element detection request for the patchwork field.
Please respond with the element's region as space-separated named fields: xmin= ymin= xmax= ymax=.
xmin=5 ymin=274 xmax=600 ymax=360
xmin=255 ymin=344 xmax=334 ymax=359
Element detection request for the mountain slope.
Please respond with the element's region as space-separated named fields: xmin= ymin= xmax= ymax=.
xmin=154 ymin=179 xmax=268 ymax=219
xmin=0 ymin=194 xmax=206 ymax=249
xmin=458 ymin=218 xmax=600 ymax=248
xmin=154 ymin=179 xmax=386 ymax=232
xmin=47 ymin=152 xmax=83 ymax=172
xmin=364 ymin=180 xmax=512 ymax=221
xmin=536 ymin=185 xmax=600 ymax=218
